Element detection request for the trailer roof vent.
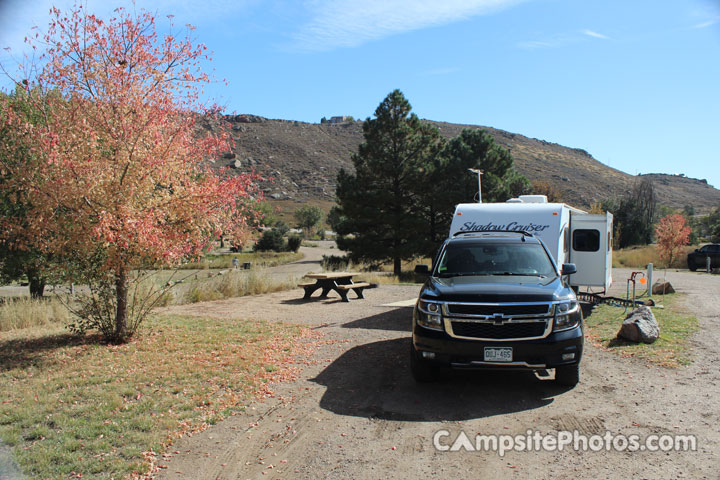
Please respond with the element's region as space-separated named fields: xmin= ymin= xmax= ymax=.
xmin=518 ymin=195 xmax=548 ymax=203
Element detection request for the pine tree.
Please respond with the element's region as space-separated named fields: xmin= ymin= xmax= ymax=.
xmin=335 ymin=90 xmax=443 ymax=274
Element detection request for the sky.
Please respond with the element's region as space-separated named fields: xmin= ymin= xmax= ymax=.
xmin=1 ymin=0 xmax=719 ymax=191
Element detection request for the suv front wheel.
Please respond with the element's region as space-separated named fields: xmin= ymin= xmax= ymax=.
xmin=410 ymin=342 xmax=437 ymax=383
xmin=555 ymin=363 xmax=580 ymax=387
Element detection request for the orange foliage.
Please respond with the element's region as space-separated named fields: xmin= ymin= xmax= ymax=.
xmin=1 ymin=5 xmax=261 ymax=340
xmin=654 ymin=214 xmax=691 ymax=267
xmin=1 ymin=5 xmax=260 ymax=274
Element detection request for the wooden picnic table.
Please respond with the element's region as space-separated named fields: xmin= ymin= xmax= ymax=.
xmin=298 ymin=272 xmax=371 ymax=302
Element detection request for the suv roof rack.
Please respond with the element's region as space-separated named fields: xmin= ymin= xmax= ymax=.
xmin=452 ymin=229 xmax=535 ymax=238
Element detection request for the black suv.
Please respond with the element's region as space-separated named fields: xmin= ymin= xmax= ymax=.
xmin=687 ymin=244 xmax=720 ymax=271
xmin=411 ymin=231 xmax=583 ymax=386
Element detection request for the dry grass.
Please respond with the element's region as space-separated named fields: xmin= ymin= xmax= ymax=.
xmin=613 ymin=245 xmax=697 ymax=269
xmin=0 ymin=297 xmax=70 ymax=333
xmin=180 ymin=251 xmax=302 ymax=270
xmin=174 ymin=270 xmax=298 ymax=304
xmin=0 ymin=315 xmax=314 ymax=479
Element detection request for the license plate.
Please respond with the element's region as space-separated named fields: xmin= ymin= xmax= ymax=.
xmin=484 ymin=347 xmax=512 ymax=362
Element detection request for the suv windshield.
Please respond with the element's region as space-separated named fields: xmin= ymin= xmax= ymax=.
xmin=436 ymin=242 xmax=556 ymax=277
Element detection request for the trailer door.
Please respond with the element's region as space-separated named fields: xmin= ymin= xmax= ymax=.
xmin=569 ymin=212 xmax=613 ymax=291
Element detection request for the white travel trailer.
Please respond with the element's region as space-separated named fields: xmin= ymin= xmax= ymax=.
xmin=448 ymin=195 xmax=613 ymax=292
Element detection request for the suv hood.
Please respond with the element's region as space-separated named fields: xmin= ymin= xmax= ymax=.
xmin=421 ymin=275 xmax=569 ymax=303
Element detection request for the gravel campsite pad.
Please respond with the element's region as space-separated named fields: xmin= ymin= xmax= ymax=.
xmin=154 ymin=257 xmax=720 ymax=479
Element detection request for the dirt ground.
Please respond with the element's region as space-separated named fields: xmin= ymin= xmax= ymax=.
xmin=156 ymin=249 xmax=720 ymax=480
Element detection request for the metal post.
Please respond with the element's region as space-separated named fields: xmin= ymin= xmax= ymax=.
xmin=468 ymin=168 xmax=484 ymax=203
xmin=707 ymin=256 xmax=712 ymax=273
xmin=647 ymin=263 xmax=653 ymax=296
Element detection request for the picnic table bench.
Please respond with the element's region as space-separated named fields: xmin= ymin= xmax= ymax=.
xmin=299 ymin=272 xmax=371 ymax=302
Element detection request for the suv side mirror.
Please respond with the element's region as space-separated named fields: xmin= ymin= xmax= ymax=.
xmin=561 ymin=263 xmax=577 ymax=275
xmin=414 ymin=264 xmax=430 ymax=275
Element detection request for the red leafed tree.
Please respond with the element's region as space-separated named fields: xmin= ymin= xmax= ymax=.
xmin=655 ymin=214 xmax=691 ymax=267
xmin=0 ymin=5 xmax=260 ymax=342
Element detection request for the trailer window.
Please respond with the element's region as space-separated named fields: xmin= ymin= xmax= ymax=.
xmin=573 ymin=229 xmax=600 ymax=252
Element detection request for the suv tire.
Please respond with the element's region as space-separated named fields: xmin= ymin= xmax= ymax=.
xmin=410 ymin=342 xmax=437 ymax=383
xmin=555 ymin=363 xmax=580 ymax=387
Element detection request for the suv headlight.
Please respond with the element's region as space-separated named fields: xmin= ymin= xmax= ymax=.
xmin=416 ymin=300 xmax=443 ymax=331
xmin=553 ymin=300 xmax=580 ymax=331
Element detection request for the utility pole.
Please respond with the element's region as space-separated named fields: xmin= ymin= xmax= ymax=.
xmin=468 ymin=168 xmax=484 ymax=203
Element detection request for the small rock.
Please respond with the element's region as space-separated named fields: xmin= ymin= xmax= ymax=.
xmin=617 ymin=306 xmax=660 ymax=344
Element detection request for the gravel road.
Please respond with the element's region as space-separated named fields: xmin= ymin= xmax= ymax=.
xmin=156 ymin=255 xmax=720 ymax=479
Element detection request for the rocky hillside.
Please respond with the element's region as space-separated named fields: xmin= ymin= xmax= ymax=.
xmin=210 ymin=115 xmax=720 ymax=214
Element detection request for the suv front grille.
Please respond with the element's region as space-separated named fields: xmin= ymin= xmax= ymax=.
xmin=447 ymin=303 xmax=550 ymax=316
xmin=441 ymin=301 xmax=554 ymax=340
xmin=450 ymin=320 xmax=548 ymax=339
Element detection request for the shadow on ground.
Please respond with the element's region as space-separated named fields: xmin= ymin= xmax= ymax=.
xmin=0 ymin=333 xmax=102 ymax=372
xmin=342 ymin=307 xmax=413 ymax=332
xmin=312 ymin=336 xmax=569 ymax=422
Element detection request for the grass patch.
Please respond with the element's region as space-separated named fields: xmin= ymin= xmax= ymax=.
xmin=0 ymin=297 xmax=70 ymax=333
xmin=172 ymin=270 xmax=298 ymax=304
xmin=613 ymin=245 xmax=696 ymax=269
xmin=0 ymin=315 xmax=313 ymax=479
xmin=584 ymin=293 xmax=698 ymax=367
xmin=180 ymin=251 xmax=302 ymax=270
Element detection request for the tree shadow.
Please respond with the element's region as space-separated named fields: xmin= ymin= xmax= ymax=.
xmin=341 ymin=307 xmax=412 ymax=332
xmin=280 ymin=296 xmax=347 ymax=305
xmin=0 ymin=332 xmax=103 ymax=372
xmin=311 ymin=337 xmax=569 ymax=422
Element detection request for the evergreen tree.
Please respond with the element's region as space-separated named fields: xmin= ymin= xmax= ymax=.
xmin=335 ymin=90 xmax=443 ymax=274
xmin=416 ymin=129 xmax=529 ymax=255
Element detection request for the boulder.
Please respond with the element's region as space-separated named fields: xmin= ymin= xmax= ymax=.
xmin=617 ymin=306 xmax=660 ymax=344
xmin=652 ymin=281 xmax=675 ymax=295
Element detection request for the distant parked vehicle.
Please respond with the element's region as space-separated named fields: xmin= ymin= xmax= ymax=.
xmin=687 ymin=244 xmax=720 ymax=271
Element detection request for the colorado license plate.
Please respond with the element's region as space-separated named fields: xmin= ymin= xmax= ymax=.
xmin=484 ymin=347 xmax=513 ymax=362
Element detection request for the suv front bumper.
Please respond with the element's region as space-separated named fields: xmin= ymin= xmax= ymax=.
xmin=412 ymin=321 xmax=583 ymax=370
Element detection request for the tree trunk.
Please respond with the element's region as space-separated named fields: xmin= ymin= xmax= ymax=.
xmin=26 ymin=268 xmax=46 ymax=299
xmin=114 ymin=270 xmax=129 ymax=343
xmin=394 ymin=257 xmax=402 ymax=276
xmin=28 ymin=277 xmax=45 ymax=299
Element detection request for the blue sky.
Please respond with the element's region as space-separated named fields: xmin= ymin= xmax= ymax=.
xmin=1 ymin=0 xmax=719 ymax=193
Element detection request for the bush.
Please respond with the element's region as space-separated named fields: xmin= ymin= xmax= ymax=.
xmin=254 ymin=229 xmax=286 ymax=252
xmin=286 ymin=235 xmax=302 ymax=252
xmin=322 ymin=255 xmax=349 ymax=271
xmin=274 ymin=221 xmax=290 ymax=236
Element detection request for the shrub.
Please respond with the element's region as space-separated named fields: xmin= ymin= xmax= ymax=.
xmin=254 ymin=229 xmax=286 ymax=252
xmin=274 ymin=221 xmax=290 ymax=236
xmin=286 ymin=235 xmax=302 ymax=252
xmin=322 ymin=255 xmax=349 ymax=271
